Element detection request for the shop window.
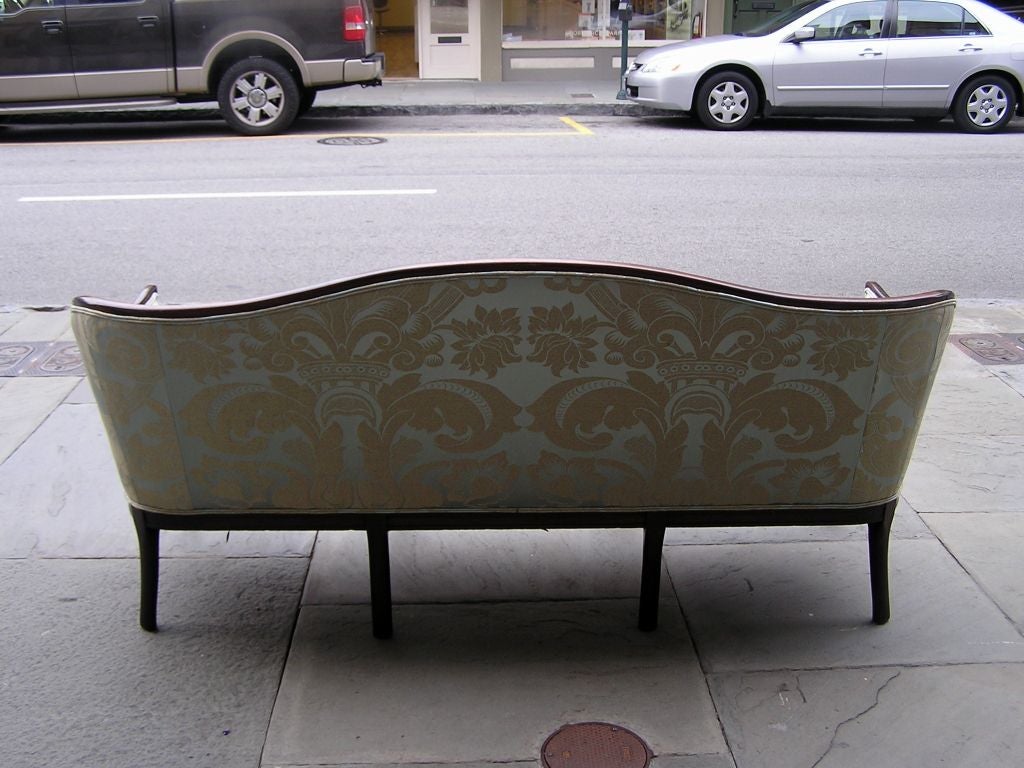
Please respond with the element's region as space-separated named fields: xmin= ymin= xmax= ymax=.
xmin=502 ymin=0 xmax=697 ymax=43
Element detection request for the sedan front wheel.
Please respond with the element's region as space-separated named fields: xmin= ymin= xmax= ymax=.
xmin=695 ymin=72 xmax=759 ymax=131
xmin=952 ymin=74 xmax=1017 ymax=133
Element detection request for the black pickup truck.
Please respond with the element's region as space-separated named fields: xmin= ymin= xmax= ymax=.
xmin=0 ymin=0 xmax=383 ymax=134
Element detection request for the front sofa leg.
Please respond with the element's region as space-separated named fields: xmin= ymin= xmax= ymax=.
xmin=366 ymin=522 xmax=393 ymax=639
xmin=638 ymin=523 xmax=666 ymax=631
xmin=130 ymin=506 xmax=160 ymax=632
xmin=868 ymin=500 xmax=898 ymax=625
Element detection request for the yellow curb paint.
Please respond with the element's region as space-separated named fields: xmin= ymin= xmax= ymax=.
xmin=559 ymin=116 xmax=594 ymax=135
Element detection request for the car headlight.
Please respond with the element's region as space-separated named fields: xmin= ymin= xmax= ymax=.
xmin=640 ymin=59 xmax=683 ymax=74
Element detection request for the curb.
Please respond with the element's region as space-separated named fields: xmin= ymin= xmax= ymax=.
xmin=0 ymin=101 xmax=674 ymax=127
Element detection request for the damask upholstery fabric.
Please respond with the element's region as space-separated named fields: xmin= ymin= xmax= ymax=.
xmin=72 ymin=272 xmax=954 ymax=515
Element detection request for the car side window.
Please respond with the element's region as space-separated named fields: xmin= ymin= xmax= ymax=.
xmin=1 ymin=0 xmax=65 ymax=12
xmin=895 ymin=1 xmax=991 ymax=37
xmin=805 ymin=0 xmax=887 ymax=40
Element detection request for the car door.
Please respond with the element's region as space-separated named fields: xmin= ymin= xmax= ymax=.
xmin=883 ymin=0 xmax=991 ymax=108
xmin=0 ymin=0 xmax=77 ymax=101
xmin=772 ymin=0 xmax=889 ymax=108
xmin=66 ymin=0 xmax=173 ymax=98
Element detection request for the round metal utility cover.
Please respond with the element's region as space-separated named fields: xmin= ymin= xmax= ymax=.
xmin=317 ymin=136 xmax=387 ymax=146
xmin=541 ymin=722 xmax=651 ymax=768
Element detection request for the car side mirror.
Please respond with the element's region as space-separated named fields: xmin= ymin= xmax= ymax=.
xmin=789 ymin=26 xmax=815 ymax=42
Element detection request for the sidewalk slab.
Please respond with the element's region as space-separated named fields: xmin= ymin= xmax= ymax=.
xmin=0 ymin=401 xmax=315 ymax=558
xmin=0 ymin=308 xmax=72 ymax=342
xmin=901 ymin=434 xmax=1024 ymax=513
xmin=663 ymin=498 xmax=932 ymax=547
xmin=0 ymin=376 xmax=78 ymax=464
xmin=918 ymin=349 xmax=1024 ymax=436
xmin=304 ymin=528 xmax=671 ymax=605
xmin=0 ymin=557 xmax=305 ymax=768
xmin=664 ymin=539 xmax=1024 ymax=672
xmin=922 ymin=512 xmax=1024 ymax=630
xmin=709 ymin=664 xmax=1024 ymax=768
xmin=264 ymin=600 xmax=725 ymax=767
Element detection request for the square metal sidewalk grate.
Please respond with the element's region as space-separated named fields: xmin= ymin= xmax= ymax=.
xmin=950 ymin=333 xmax=1024 ymax=365
xmin=0 ymin=342 xmax=85 ymax=377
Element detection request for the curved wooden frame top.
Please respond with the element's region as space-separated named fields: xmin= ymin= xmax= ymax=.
xmin=72 ymin=259 xmax=955 ymax=316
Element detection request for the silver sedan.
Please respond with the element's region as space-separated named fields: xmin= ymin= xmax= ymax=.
xmin=625 ymin=0 xmax=1024 ymax=131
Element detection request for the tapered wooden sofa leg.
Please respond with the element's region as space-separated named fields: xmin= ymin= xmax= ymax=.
xmin=130 ymin=506 xmax=160 ymax=632
xmin=366 ymin=522 xmax=394 ymax=639
xmin=868 ymin=500 xmax=898 ymax=625
xmin=638 ymin=523 xmax=666 ymax=632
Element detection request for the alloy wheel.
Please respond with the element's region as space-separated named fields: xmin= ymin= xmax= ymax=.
xmin=229 ymin=70 xmax=285 ymax=128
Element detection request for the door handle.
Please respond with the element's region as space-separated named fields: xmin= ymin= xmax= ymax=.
xmin=958 ymin=44 xmax=982 ymax=52
xmin=858 ymin=48 xmax=883 ymax=56
xmin=40 ymin=20 xmax=65 ymax=35
xmin=138 ymin=15 xmax=160 ymax=28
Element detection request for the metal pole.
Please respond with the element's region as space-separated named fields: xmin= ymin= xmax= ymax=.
xmin=616 ymin=12 xmax=631 ymax=100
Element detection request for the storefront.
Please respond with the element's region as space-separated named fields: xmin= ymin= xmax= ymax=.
xmin=372 ymin=0 xmax=797 ymax=82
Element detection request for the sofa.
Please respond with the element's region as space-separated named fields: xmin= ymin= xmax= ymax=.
xmin=71 ymin=261 xmax=955 ymax=637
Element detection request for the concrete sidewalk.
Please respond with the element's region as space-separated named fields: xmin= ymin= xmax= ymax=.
xmin=0 ymin=78 xmax=662 ymax=128
xmin=1 ymin=297 xmax=1023 ymax=768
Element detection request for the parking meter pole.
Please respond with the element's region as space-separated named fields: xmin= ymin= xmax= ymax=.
xmin=616 ymin=3 xmax=632 ymax=100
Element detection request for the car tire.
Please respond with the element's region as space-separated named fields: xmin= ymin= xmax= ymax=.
xmin=952 ymin=74 xmax=1017 ymax=134
xmin=695 ymin=71 xmax=759 ymax=131
xmin=217 ymin=57 xmax=300 ymax=136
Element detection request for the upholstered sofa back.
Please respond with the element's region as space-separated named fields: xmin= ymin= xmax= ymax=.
xmin=72 ymin=263 xmax=955 ymax=516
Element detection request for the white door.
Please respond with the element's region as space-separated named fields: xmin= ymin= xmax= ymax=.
xmin=418 ymin=0 xmax=480 ymax=79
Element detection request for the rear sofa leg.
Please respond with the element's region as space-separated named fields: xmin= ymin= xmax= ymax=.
xmin=868 ymin=500 xmax=898 ymax=625
xmin=130 ymin=506 xmax=159 ymax=632
xmin=638 ymin=523 xmax=666 ymax=631
xmin=366 ymin=522 xmax=393 ymax=639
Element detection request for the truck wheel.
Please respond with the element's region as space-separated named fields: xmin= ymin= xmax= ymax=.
xmin=217 ymin=57 xmax=300 ymax=136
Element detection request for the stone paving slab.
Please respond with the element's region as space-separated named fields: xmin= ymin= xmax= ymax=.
xmin=663 ymin=498 xmax=931 ymax=547
xmin=901 ymin=434 xmax=1024 ymax=513
xmin=264 ymin=600 xmax=726 ymax=767
xmin=918 ymin=353 xmax=1024 ymax=436
xmin=0 ymin=309 xmax=71 ymax=342
xmin=709 ymin=663 xmax=1024 ymax=768
xmin=923 ymin=512 xmax=1024 ymax=630
xmin=664 ymin=539 xmax=1024 ymax=672
xmin=991 ymin=364 xmax=1024 ymax=396
xmin=0 ymin=376 xmax=78 ymax=464
xmin=0 ymin=557 xmax=306 ymax=768
xmin=0 ymin=401 xmax=315 ymax=559
xmin=305 ymin=528 xmax=671 ymax=605
xmin=290 ymin=758 xmax=735 ymax=768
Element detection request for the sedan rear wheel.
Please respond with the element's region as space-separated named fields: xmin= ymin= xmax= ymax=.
xmin=695 ymin=72 xmax=758 ymax=131
xmin=952 ymin=75 xmax=1017 ymax=133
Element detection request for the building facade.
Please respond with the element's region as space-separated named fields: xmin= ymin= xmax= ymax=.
xmin=373 ymin=0 xmax=801 ymax=82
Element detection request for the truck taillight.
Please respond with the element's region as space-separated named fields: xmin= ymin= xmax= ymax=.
xmin=343 ymin=5 xmax=367 ymax=42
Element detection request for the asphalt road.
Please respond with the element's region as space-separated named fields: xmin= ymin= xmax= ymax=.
xmin=2 ymin=112 xmax=1022 ymax=305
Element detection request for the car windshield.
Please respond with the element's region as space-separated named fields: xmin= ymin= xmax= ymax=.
xmin=738 ymin=0 xmax=832 ymax=35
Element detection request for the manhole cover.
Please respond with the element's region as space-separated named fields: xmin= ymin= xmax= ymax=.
xmin=542 ymin=722 xmax=651 ymax=768
xmin=951 ymin=333 xmax=1024 ymax=365
xmin=317 ymin=136 xmax=387 ymax=146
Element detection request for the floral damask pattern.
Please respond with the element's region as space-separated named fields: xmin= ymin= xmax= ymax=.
xmin=73 ymin=272 xmax=954 ymax=514
xmin=527 ymin=303 xmax=603 ymax=376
